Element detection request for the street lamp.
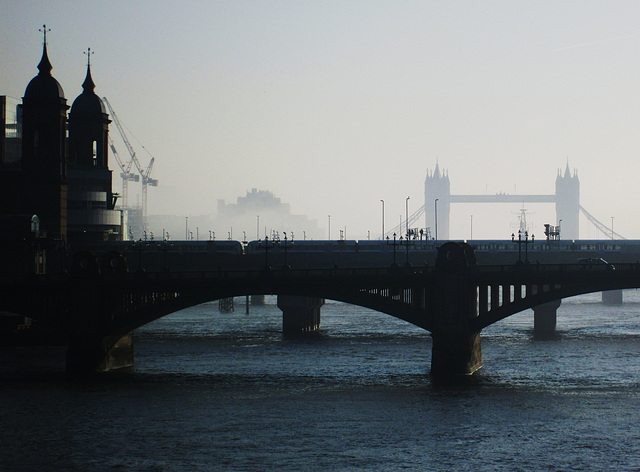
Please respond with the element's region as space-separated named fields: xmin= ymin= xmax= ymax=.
xmin=434 ymin=199 xmax=439 ymax=241
xmin=512 ymin=230 xmax=534 ymax=263
xmin=558 ymin=219 xmax=562 ymax=240
xmin=380 ymin=199 xmax=385 ymax=240
xmin=405 ymin=196 xmax=410 ymax=239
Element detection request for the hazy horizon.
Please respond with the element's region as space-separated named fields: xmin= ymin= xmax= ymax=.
xmin=3 ymin=1 xmax=640 ymax=240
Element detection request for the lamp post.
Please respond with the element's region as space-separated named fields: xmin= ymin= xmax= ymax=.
xmin=525 ymin=232 xmax=534 ymax=263
xmin=611 ymin=216 xmax=614 ymax=240
xmin=391 ymin=233 xmax=398 ymax=266
xmin=512 ymin=230 xmax=522 ymax=263
xmin=328 ymin=215 xmax=331 ymax=240
xmin=470 ymin=215 xmax=473 ymax=240
xmin=512 ymin=230 xmax=534 ymax=263
xmin=380 ymin=199 xmax=385 ymax=240
xmin=257 ymin=215 xmax=260 ymax=239
xmin=434 ymin=199 xmax=439 ymax=241
xmin=558 ymin=219 xmax=562 ymax=240
xmin=405 ymin=196 xmax=410 ymax=239
xmin=283 ymin=232 xmax=290 ymax=268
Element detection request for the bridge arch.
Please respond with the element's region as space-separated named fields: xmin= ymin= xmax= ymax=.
xmin=3 ymin=252 xmax=640 ymax=375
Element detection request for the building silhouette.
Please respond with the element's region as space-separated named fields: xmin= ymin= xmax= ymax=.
xmin=216 ymin=188 xmax=321 ymax=240
xmin=0 ymin=32 xmax=121 ymax=257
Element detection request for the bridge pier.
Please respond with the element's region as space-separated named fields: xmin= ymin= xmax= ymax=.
xmin=602 ymin=290 xmax=623 ymax=305
xmin=430 ymin=243 xmax=482 ymax=376
xmin=66 ymin=332 xmax=134 ymax=374
xmin=277 ymin=295 xmax=324 ymax=337
xmin=533 ymin=299 xmax=561 ymax=337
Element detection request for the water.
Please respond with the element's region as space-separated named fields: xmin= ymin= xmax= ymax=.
xmin=3 ymin=293 xmax=640 ymax=470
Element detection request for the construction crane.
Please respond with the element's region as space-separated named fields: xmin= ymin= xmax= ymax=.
xmin=103 ymin=97 xmax=158 ymax=235
xmin=107 ymin=136 xmax=138 ymax=238
xmin=138 ymin=156 xmax=158 ymax=234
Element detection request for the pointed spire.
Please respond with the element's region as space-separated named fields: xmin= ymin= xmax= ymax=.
xmin=37 ymin=24 xmax=52 ymax=76
xmin=82 ymin=48 xmax=96 ymax=93
xmin=564 ymin=159 xmax=571 ymax=178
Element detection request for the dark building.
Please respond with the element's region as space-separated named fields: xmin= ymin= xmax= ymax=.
xmin=0 ymin=32 xmax=121 ymax=274
xmin=15 ymin=37 xmax=69 ymax=241
xmin=66 ymin=52 xmax=121 ymax=243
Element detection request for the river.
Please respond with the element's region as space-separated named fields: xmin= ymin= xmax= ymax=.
xmin=2 ymin=292 xmax=640 ymax=470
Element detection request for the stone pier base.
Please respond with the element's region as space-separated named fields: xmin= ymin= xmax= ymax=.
xmin=251 ymin=294 xmax=266 ymax=305
xmin=431 ymin=331 xmax=482 ymax=376
xmin=533 ymin=299 xmax=561 ymax=337
xmin=66 ymin=333 xmax=134 ymax=374
xmin=602 ymin=290 xmax=623 ymax=305
xmin=277 ymin=295 xmax=324 ymax=336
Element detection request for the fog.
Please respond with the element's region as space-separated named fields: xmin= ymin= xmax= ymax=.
xmin=3 ymin=1 xmax=640 ymax=240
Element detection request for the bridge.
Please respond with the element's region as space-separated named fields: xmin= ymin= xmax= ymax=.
xmin=3 ymin=242 xmax=639 ymax=376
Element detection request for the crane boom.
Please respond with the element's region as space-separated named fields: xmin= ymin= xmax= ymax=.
xmin=103 ymin=97 xmax=158 ymax=237
xmin=103 ymin=97 xmax=144 ymax=173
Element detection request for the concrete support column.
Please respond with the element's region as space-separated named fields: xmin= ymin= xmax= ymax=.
xmin=66 ymin=332 xmax=134 ymax=374
xmin=533 ymin=299 xmax=561 ymax=337
xmin=602 ymin=290 xmax=623 ymax=305
xmin=431 ymin=242 xmax=482 ymax=376
xmin=277 ymin=295 xmax=324 ymax=337
xmin=431 ymin=331 xmax=482 ymax=376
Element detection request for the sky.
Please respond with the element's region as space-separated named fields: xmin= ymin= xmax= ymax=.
xmin=2 ymin=1 xmax=640 ymax=240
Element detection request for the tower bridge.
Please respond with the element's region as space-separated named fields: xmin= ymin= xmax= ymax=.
xmin=420 ymin=163 xmax=581 ymax=240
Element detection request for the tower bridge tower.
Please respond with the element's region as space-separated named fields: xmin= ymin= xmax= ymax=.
xmin=555 ymin=163 xmax=580 ymax=240
xmin=424 ymin=163 xmax=450 ymax=240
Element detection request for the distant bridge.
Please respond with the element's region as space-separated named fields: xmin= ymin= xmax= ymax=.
xmin=3 ymin=242 xmax=640 ymax=376
xmin=388 ymin=164 xmax=622 ymax=241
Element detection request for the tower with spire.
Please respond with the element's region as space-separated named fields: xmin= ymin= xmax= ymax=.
xmin=555 ymin=162 xmax=580 ymax=239
xmin=67 ymin=48 xmax=121 ymax=243
xmin=424 ymin=162 xmax=450 ymax=240
xmin=17 ymin=25 xmax=69 ymax=240
xmin=0 ymin=27 xmax=122 ymax=262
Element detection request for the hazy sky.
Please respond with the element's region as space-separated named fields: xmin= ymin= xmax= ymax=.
xmin=3 ymin=1 xmax=640 ymax=240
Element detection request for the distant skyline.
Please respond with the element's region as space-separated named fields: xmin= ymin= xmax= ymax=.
xmin=3 ymin=1 xmax=640 ymax=240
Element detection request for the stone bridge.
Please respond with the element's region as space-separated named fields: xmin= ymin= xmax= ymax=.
xmin=2 ymin=243 xmax=639 ymax=376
